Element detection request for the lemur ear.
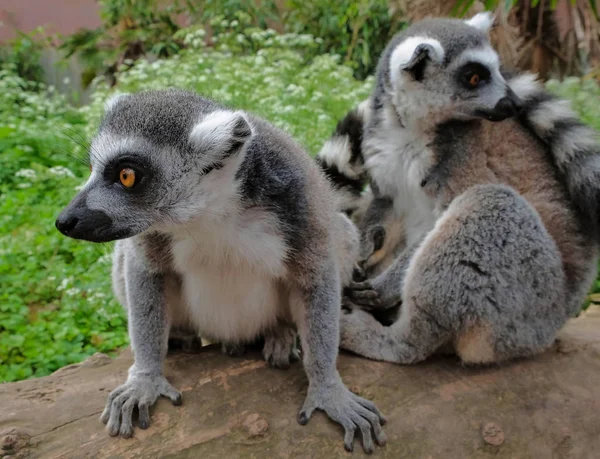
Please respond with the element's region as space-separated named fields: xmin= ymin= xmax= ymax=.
xmin=465 ymin=12 xmax=494 ymax=33
xmin=189 ymin=110 xmax=253 ymax=156
xmin=390 ymin=37 xmax=445 ymax=83
xmin=104 ymin=93 xmax=130 ymax=112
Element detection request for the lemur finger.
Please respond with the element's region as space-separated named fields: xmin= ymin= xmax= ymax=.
xmin=107 ymin=390 xmax=132 ymax=436
xmin=137 ymin=401 xmax=151 ymax=429
xmin=354 ymin=395 xmax=387 ymax=425
xmin=352 ymin=401 xmax=387 ymax=447
xmin=101 ymin=385 xmax=127 ymax=424
xmin=351 ymin=413 xmax=375 ymax=454
xmin=297 ymin=397 xmax=317 ymax=425
xmin=349 ymin=281 xmax=372 ymax=291
xmin=119 ymin=398 xmax=138 ymax=438
xmin=161 ymin=384 xmax=182 ymax=406
xmin=352 ymin=265 xmax=367 ymax=282
xmin=341 ymin=421 xmax=357 ymax=452
xmin=290 ymin=347 xmax=300 ymax=362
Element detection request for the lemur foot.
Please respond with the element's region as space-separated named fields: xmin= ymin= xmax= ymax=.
xmin=168 ymin=328 xmax=202 ymax=354
xmin=298 ymin=377 xmax=387 ymax=454
xmin=262 ymin=325 xmax=300 ymax=369
xmin=100 ymin=374 xmax=181 ymax=438
xmin=221 ymin=342 xmax=246 ymax=357
xmin=168 ymin=335 xmax=202 ymax=354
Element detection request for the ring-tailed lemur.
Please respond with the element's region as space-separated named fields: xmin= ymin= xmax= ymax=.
xmin=333 ymin=13 xmax=600 ymax=365
xmin=55 ymin=89 xmax=386 ymax=453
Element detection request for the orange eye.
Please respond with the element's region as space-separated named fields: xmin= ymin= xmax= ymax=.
xmin=119 ymin=168 xmax=136 ymax=188
xmin=469 ymin=73 xmax=480 ymax=87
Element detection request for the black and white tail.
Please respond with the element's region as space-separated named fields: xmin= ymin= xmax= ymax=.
xmin=509 ymin=73 xmax=600 ymax=240
xmin=316 ymin=99 xmax=372 ymax=218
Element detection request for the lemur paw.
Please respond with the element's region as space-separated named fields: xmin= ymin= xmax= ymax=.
xmin=344 ymin=281 xmax=381 ymax=309
xmin=221 ymin=342 xmax=246 ymax=357
xmin=168 ymin=334 xmax=202 ymax=354
xmin=262 ymin=325 xmax=300 ymax=369
xmin=298 ymin=378 xmax=387 ymax=453
xmin=100 ymin=374 xmax=181 ymax=438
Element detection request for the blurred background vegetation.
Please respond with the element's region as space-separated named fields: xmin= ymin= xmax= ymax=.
xmin=1 ymin=0 xmax=599 ymax=383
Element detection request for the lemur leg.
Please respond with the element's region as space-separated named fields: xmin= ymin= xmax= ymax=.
xmin=340 ymin=301 xmax=452 ymax=364
xmin=292 ymin=258 xmax=386 ymax=454
xmin=342 ymin=184 xmax=567 ymax=365
xmin=101 ymin=253 xmax=181 ymax=438
xmin=262 ymin=321 xmax=300 ymax=369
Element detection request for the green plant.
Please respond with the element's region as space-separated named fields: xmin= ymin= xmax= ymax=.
xmin=60 ymin=0 xmax=190 ymax=87
xmin=282 ymin=0 xmax=403 ymax=79
xmin=0 ymin=31 xmax=373 ymax=383
xmin=0 ymin=27 xmax=50 ymax=83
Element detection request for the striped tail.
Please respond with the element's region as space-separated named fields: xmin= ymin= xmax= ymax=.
xmin=509 ymin=73 xmax=600 ymax=240
xmin=316 ymin=100 xmax=372 ymax=218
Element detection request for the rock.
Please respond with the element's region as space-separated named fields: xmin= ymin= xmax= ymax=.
xmin=1 ymin=307 xmax=600 ymax=458
xmin=482 ymin=422 xmax=504 ymax=446
xmin=242 ymin=413 xmax=269 ymax=437
xmin=0 ymin=428 xmax=31 ymax=458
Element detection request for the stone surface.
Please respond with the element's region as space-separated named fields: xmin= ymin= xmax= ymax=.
xmin=1 ymin=307 xmax=600 ymax=458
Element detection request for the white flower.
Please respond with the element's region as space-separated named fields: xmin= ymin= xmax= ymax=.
xmin=48 ymin=166 xmax=75 ymax=178
xmin=58 ymin=277 xmax=73 ymax=291
xmin=65 ymin=287 xmax=81 ymax=296
xmin=15 ymin=168 xmax=36 ymax=179
xmin=17 ymin=183 xmax=32 ymax=188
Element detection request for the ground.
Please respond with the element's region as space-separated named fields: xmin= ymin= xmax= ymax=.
xmin=1 ymin=307 xmax=599 ymax=458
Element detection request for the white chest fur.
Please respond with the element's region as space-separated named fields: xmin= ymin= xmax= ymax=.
xmin=365 ymin=116 xmax=437 ymax=246
xmin=168 ymin=207 xmax=288 ymax=342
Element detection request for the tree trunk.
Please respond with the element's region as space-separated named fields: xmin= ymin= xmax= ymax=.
xmin=1 ymin=307 xmax=600 ymax=458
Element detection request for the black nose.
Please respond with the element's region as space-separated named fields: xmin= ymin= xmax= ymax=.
xmin=494 ymin=97 xmax=518 ymax=117
xmin=55 ymin=215 xmax=79 ymax=235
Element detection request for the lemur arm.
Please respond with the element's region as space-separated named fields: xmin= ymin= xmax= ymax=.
xmin=294 ymin=257 xmax=387 ymax=453
xmin=346 ymin=235 xmax=425 ymax=310
xmin=100 ymin=251 xmax=181 ymax=438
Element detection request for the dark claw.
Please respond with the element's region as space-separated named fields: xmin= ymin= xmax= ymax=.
xmin=344 ymin=441 xmax=354 ymax=452
xmin=297 ymin=411 xmax=310 ymax=425
xmin=173 ymin=393 xmax=182 ymax=406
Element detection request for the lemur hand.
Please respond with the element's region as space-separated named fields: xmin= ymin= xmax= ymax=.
xmin=344 ymin=280 xmax=382 ymax=309
xmin=298 ymin=376 xmax=387 ymax=453
xmin=100 ymin=373 xmax=182 ymax=438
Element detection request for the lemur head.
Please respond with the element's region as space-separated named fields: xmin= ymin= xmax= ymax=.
xmin=379 ymin=12 xmax=521 ymax=127
xmin=56 ymin=89 xmax=253 ymax=243
xmin=358 ymin=185 xmax=405 ymax=276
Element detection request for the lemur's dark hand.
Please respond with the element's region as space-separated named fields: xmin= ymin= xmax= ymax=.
xmin=344 ymin=281 xmax=381 ymax=309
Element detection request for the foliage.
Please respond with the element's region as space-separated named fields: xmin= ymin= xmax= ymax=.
xmin=0 ymin=32 xmax=373 ymax=383
xmin=60 ymin=0 xmax=190 ymax=87
xmin=59 ymin=0 xmax=403 ymax=83
xmin=2 ymin=20 xmax=600 ymax=382
xmin=0 ymin=28 xmax=50 ymax=84
xmin=201 ymin=0 xmax=404 ymax=79
xmin=282 ymin=0 xmax=403 ymax=79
